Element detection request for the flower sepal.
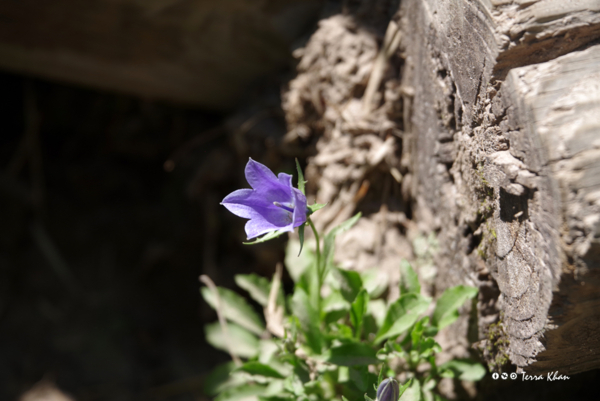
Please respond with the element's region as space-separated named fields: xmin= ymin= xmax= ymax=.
xmin=307 ymin=203 xmax=327 ymax=215
xmin=243 ymin=229 xmax=287 ymax=245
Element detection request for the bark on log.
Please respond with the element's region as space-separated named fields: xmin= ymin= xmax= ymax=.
xmin=399 ymin=0 xmax=600 ymax=374
xmin=0 ymin=0 xmax=322 ymax=109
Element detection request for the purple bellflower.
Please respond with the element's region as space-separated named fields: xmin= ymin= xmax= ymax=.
xmin=221 ymin=158 xmax=308 ymax=240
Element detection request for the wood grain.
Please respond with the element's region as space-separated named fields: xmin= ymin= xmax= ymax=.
xmin=400 ymin=0 xmax=600 ymax=373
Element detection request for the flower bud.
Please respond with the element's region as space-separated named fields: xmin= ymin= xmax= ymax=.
xmin=376 ymin=378 xmax=400 ymax=401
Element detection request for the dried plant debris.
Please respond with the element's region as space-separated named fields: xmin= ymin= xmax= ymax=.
xmin=282 ymin=9 xmax=415 ymax=297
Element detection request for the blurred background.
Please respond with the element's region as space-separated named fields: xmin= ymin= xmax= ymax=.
xmin=0 ymin=0 xmax=330 ymax=399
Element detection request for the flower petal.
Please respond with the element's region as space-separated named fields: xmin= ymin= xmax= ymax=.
xmin=245 ymin=159 xmax=294 ymax=204
xmin=245 ymin=159 xmax=282 ymax=189
xmin=245 ymin=214 xmax=294 ymax=239
xmin=277 ymin=172 xmax=293 ymax=188
xmin=222 ymin=189 xmax=293 ymax=227
xmin=221 ymin=189 xmax=264 ymax=219
xmin=291 ymin=187 xmax=308 ymax=228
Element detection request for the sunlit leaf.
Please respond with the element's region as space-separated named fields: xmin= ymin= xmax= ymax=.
xmin=235 ymin=274 xmax=270 ymax=307
xmin=237 ymin=361 xmax=286 ymax=379
xmin=201 ymin=286 xmax=265 ymax=335
xmin=375 ymin=294 xmax=431 ymax=343
xmin=308 ymin=203 xmax=327 ymax=214
xmin=439 ymin=359 xmax=486 ymax=381
xmin=215 ymin=383 xmax=268 ymax=401
xmin=334 ymin=268 xmax=363 ymax=303
xmin=291 ymin=287 xmax=322 ymax=353
xmin=399 ymin=260 xmax=420 ymax=296
xmin=431 ymin=285 xmax=478 ymax=329
xmin=205 ymin=322 xmax=259 ymax=359
xmin=350 ymin=289 xmax=369 ymax=339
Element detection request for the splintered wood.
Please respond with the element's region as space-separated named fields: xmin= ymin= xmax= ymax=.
xmin=398 ymin=0 xmax=600 ymax=374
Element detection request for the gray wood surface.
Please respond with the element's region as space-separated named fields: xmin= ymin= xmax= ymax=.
xmin=400 ymin=0 xmax=600 ymax=374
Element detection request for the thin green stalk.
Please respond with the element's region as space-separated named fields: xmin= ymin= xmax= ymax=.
xmin=307 ymin=217 xmax=322 ymax=314
xmin=307 ymin=217 xmax=321 ymax=276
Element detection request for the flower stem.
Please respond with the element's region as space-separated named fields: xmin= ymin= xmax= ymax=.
xmin=307 ymin=217 xmax=321 ymax=276
xmin=307 ymin=217 xmax=322 ymax=314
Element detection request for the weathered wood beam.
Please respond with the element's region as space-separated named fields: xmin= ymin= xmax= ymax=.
xmin=400 ymin=0 xmax=600 ymax=374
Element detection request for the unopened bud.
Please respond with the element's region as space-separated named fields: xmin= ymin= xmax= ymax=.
xmin=376 ymin=378 xmax=400 ymax=401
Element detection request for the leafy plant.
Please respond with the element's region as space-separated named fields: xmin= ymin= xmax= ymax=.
xmin=202 ymin=159 xmax=485 ymax=401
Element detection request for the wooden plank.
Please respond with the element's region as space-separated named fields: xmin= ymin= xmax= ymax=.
xmin=502 ymin=46 xmax=600 ymax=374
xmin=399 ymin=0 xmax=600 ymax=374
xmin=0 ymin=0 xmax=323 ymax=109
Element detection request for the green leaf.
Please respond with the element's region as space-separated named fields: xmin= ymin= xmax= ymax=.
xmin=285 ymin=239 xmax=313 ymax=283
xmin=205 ymin=322 xmax=259 ymax=359
xmin=237 ymin=362 xmax=286 ymax=379
xmin=398 ymin=379 xmax=413 ymax=400
xmin=439 ymin=359 xmax=486 ymax=381
xmin=322 ymin=213 xmax=361 ymax=281
xmin=368 ymin=299 xmax=386 ymax=329
xmin=215 ymin=383 xmax=268 ymax=401
xmin=411 ymin=317 xmax=428 ymax=348
xmin=298 ymin=224 xmax=305 ymax=256
xmin=295 ymin=158 xmax=307 ymax=195
xmin=399 ymin=378 xmax=420 ymax=401
xmin=201 ymin=286 xmax=265 ymax=335
xmin=244 ymin=230 xmax=286 ymax=245
xmin=377 ymin=365 xmax=385 ymax=387
xmin=431 ymin=285 xmax=478 ymax=330
xmin=350 ymin=289 xmax=369 ymax=339
xmin=375 ymin=294 xmax=431 ymax=343
xmin=350 ymin=366 xmax=369 ymax=392
xmin=259 ymin=394 xmax=296 ymax=401
xmin=289 ymin=356 xmax=310 ymax=384
xmin=418 ymin=337 xmax=441 ymax=358
xmin=342 ymin=396 xmax=350 ymax=401
xmin=204 ymin=362 xmax=245 ymax=396
xmin=284 ymin=373 xmax=305 ymax=397
xmin=235 ymin=274 xmax=271 ymax=307
xmin=323 ymin=290 xmax=350 ymax=324
xmin=361 ymin=269 xmax=387 ymax=298
xmin=291 ymin=287 xmax=322 ymax=353
xmin=334 ymin=268 xmax=364 ymax=303
xmin=399 ymin=260 xmax=420 ymax=295
xmin=308 ymin=203 xmax=327 ymax=214
xmin=323 ymin=290 xmax=351 ymax=313
xmin=327 ymin=343 xmax=378 ymax=366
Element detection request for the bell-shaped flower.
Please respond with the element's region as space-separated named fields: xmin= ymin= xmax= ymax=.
xmin=376 ymin=378 xmax=400 ymax=401
xmin=221 ymin=158 xmax=308 ymax=239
